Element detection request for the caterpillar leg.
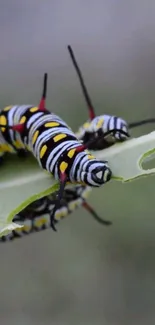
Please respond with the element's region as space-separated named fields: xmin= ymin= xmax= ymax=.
xmin=82 ymin=202 xmax=112 ymax=225
xmin=0 ymin=183 xmax=113 ymax=243
xmin=50 ymin=172 xmax=67 ymax=231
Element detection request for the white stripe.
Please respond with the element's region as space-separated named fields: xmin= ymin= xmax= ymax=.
xmin=76 ymin=155 xmax=88 ymax=182
xmin=14 ymin=105 xmax=32 ymax=123
xmin=29 ymin=114 xmax=69 ymax=137
xmin=33 ymin=126 xmax=75 ymax=151
xmin=87 ymin=173 xmax=99 ymax=186
xmin=35 ymin=131 xmax=56 ymax=161
xmin=48 ymin=142 xmax=79 ymax=174
xmin=31 ymin=129 xmax=54 ymax=154
xmin=33 ymin=127 xmax=76 ymax=160
xmin=27 ymin=112 xmax=43 ymax=129
xmin=88 ymin=161 xmax=105 ymax=173
xmin=33 ymin=129 xmax=67 ymax=158
xmin=109 ymin=117 xmax=115 ymax=131
xmin=117 ymin=118 xmax=121 ymax=130
xmin=29 ymin=115 xmax=54 ymax=139
xmin=8 ymin=105 xmax=31 ymax=146
xmin=70 ymin=152 xmax=85 ymax=182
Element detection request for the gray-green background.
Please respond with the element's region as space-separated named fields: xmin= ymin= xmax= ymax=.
xmin=1 ymin=1 xmax=155 ymax=324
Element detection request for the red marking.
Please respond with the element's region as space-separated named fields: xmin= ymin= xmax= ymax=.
xmin=89 ymin=108 xmax=95 ymax=120
xmin=76 ymin=145 xmax=86 ymax=153
xmin=38 ymin=98 xmax=46 ymax=111
xmin=11 ymin=124 xmax=25 ymax=133
xmin=82 ymin=202 xmax=93 ymax=212
xmin=60 ymin=172 xmax=66 ymax=182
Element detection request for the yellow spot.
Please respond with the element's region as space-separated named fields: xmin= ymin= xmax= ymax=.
xmin=13 ymin=140 xmax=24 ymax=149
xmin=83 ymin=122 xmax=90 ymax=129
xmin=5 ymin=144 xmax=14 ymax=152
xmin=60 ymin=161 xmax=68 ymax=173
xmin=55 ymin=209 xmax=68 ymax=220
xmin=22 ymin=224 xmax=31 ymax=232
xmin=53 ymin=133 xmax=67 ymax=142
xmin=0 ymin=115 xmax=7 ymax=132
xmin=68 ymin=201 xmax=77 ymax=211
xmin=0 ymin=116 xmax=7 ymax=125
xmin=8 ymin=145 xmax=15 ymax=152
xmin=96 ymin=118 xmax=104 ymax=129
xmin=82 ymin=189 xmax=91 ymax=199
xmin=0 ymin=143 xmax=14 ymax=153
xmin=67 ymin=148 xmax=76 ymax=158
xmin=32 ymin=130 xmax=39 ymax=145
xmin=1 ymin=128 xmax=5 ymax=132
xmin=15 ymin=227 xmax=23 ymax=232
xmin=34 ymin=217 xmax=49 ymax=228
xmin=45 ymin=122 xmax=59 ymax=127
xmin=29 ymin=106 xmax=38 ymax=112
xmin=14 ymin=227 xmax=24 ymax=236
xmin=0 ymin=144 xmax=6 ymax=152
xmin=66 ymin=180 xmax=85 ymax=185
xmin=87 ymin=154 xmax=95 ymax=159
xmin=79 ymin=181 xmax=87 ymax=185
xmin=40 ymin=144 xmax=47 ymax=158
xmin=76 ymin=198 xmax=82 ymax=206
xmin=3 ymin=105 xmax=12 ymax=111
xmin=20 ymin=116 xmax=26 ymax=124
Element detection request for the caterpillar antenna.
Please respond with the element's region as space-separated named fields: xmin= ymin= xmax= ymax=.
xmin=129 ymin=118 xmax=155 ymax=129
xmin=39 ymin=73 xmax=48 ymax=111
xmin=67 ymin=45 xmax=95 ymax=120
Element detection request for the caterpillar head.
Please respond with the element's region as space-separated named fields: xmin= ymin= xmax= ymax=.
xmin=81 ymin=159 xmax=112 ymax=187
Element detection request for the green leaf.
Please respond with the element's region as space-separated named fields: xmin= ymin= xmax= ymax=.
xmin=94 ymin=131 xmax=155 ymax=182
xmin=0 ymin=155 xmax=58 ymax=236
xmin=1 ymin=130 xmax=155 ymax=237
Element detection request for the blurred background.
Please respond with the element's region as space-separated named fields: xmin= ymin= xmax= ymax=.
xmin=0 ymin=0 xmax=155 ymax=324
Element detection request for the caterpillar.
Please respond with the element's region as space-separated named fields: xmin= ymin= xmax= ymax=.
xmin=0 ymin=185 xmax=111 ymax=242
xmin=0 ymin=73 xmax=128 ymax=231
xmin=67 ymin=45 xmax=129 ymax=150
xmin=68 ymin=45 xmax=155 ymax=150
xmin=1 ymin=49 xmax=154 ymax=241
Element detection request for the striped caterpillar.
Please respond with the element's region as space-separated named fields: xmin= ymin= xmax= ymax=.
xmin=68 ymin=45 xmax=155 ymax=150
xmin=1 ymin=45 xmax=155 ymax=241
xmin=0 ymin=185 xmax=111 ymax=242
xmin=0 ymin=73 xmax=127 ymax=231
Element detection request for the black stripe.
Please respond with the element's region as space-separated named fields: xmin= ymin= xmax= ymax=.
xmin=48 ymin=139 xmax=78 ymax=175
xmin=113 ymin=116 xmax=117 ymax=132
xmin=107 ymin=117 xmax=111 ymax=132
xmin=73 ymin=155 xmax=86 ymax=180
